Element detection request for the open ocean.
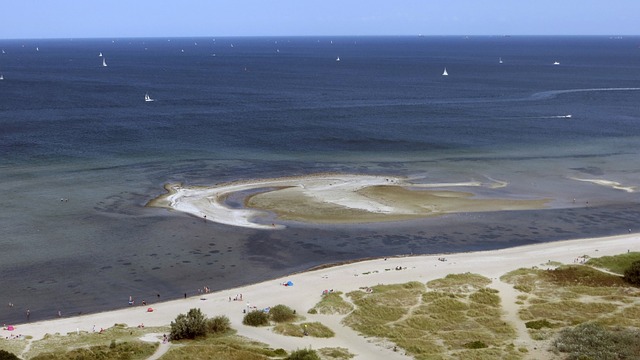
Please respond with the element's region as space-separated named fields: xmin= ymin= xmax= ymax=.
xmin=1 ymin=36 xmax=640 ymax=324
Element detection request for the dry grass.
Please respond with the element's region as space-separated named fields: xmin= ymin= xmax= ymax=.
xmin=344 ymin=275 xmax=520 ymax=360
xmin=503 ymin=262 xmax=640 ymax=343
xmin=25 ymin=324 xmax=167 ymax=359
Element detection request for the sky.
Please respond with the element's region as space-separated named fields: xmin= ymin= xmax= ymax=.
xmin=1 ymin=0 xmax=638 ymax=39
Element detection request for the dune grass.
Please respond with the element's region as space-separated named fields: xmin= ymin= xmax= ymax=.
xmin=503 ymin=263 xmax=640 ymax=341
xmin=24 ymin=324 xmax=167 ymax=359
xmin=586 ymin=251 xmax=640 ymax=275
xmin=317 ymin=347 xmax=354 ymax=359
xmin=308 ymin=291 xmax=354 ymax=315
xmin=160 ymin=333 xmax=286 ymax=360
xmin=272 ymin=322 xmax=335 ymax=338
xmin=343 ymin=275 xmax=521 ymax=360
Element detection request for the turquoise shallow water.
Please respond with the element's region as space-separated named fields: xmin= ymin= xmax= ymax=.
xmin=1 ymin=36 xmax=639 ymax=324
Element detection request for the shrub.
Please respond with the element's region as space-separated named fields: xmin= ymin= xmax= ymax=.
xmin=552 ymin=322 xmax=640 ymax=359
xmin=463 ymin=340 xmax=488 ymax=349
xmin=170 ymin=308 xmax=207 ymax=340
xmin=207 ymin=315 xmax=231 ymax=334
xmin=525 ymin=319 xmax=553 ymax=329
xmin=243 ymin=310 xmax=270 ymax=326
xmin=0 ymin=350 xmax=20 ymax=360
xmin=270 ymin=304 xmax=297 ymax=323
xmin=623 ymin=260 xmax=640 ymax=286
xmin=286 ymin=348 xmax=321 ymax=360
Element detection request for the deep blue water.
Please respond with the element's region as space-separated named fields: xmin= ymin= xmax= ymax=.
xmin=1 ymin=36 xmax=639 ymax=324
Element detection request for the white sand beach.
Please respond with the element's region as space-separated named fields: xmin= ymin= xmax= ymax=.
xmin=4 ymin=233 xmax=637 ymax=359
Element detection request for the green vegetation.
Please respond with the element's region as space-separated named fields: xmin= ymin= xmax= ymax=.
xmin=269 ymin=304 xmax=297 ymax=323
xmin=243 ymin=310 xmax=270 ymax=327
xmin=551 ymin=322 xmax=640 ymax=359
xmin=504 ymin=262 xmax=640 ymax=343
xmin=343 ymin=276 xmax=521 ymax=359
xmin=0 ymin=350 xmax=19 ymax=360
xmin=23 ymin=324 xmax=167 ymax=359
xmin=30 ymin=340 xmax=157 ymax=360
xmin=285 ymin=348 xmax=321 ymax=360
xmin=586 ymin=251 xmax=640 ymax=274
xmin=308 ymin=291 xmax=354 ymax=315
xmin=623 ymin=260 xmax=640 ymax=286
xmin=160 ymin=334 xmax=287 ymax=360
xmin=316 ymin=347 xmax=354 ymax=359
xmin=273 ymin=322 xmax=335 ymax=338
xmin=207 ymin=315 xmax=232 ymax=334
xmin=524 ymin=319 xmax=553 ymax=330
xmin=170 ymin=308 xmax=207 ymax=340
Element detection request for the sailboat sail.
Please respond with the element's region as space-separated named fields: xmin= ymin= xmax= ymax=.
xmin=102 ymin=58 xmax=107 ymax=67
xmin=442 ymin=67 xmax=448 ymax=76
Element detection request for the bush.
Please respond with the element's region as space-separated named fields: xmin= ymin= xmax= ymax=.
xmin=525 ymin=319 xmax=553 ymax=329
xmin=170 ymin=308 xmax=207 ymax=340
xmin=207 ymin=315 xmax=231 ymax=334
xmin=243 ymin=310 xmax=270 ymax=326
xmin=286 ymin=348 xmax=321 ymax=360
xmin=552 ymin=322 xmax=640 ymax=359
xmin=270 ymin=304 xmax=297 ymax=323
xmin=623 ymin=260 xmax=640 ymax=286
xmin=0 ymin=350 xmax=20 ymax=360
xmin=463 ymin=341 xmax=488 ymax=349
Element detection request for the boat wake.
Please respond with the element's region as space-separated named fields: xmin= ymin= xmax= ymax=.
xmin=530 ymin=87 xmax=640 ymax=101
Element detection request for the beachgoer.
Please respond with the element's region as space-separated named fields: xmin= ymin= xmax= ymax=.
xmin=184 ymin=293 xmax=187 ymax=299
xmin=26 ymin=309 xmax=30 ymax=320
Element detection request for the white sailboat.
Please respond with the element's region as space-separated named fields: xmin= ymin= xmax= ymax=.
xmin=0 ymin=74 xmax=4 ymax=80
xmin=99 ymin=52 xmax=103 ymax=57
xmin=144 ymin=93 xmax=154 ymax=102
xmin=499 ymin=57 xmax=503 ymax=64
xmin=102 ymin=57 xmax=107 ymax=67
xmin=553 ymin=61 xmax=560 ymax=65
xmin=442 ymin=67 xmax=448 ymax=76
xmin=336 ymin=56 xmax=340 ymax=62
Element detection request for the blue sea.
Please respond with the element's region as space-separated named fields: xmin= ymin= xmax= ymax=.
xmin=1 ymin=36 xmax=639 ymax=324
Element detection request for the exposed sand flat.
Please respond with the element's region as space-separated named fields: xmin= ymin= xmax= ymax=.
xmin=6 ymin=233 xmax=638 ymax=359
xmin=569 ymin=177 xmax=637 ymax=193
xmin=148 ymin=174 xmax=548 ymax=228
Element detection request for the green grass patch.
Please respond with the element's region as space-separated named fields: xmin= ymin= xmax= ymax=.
xmin=272 ymin=322 xmax=334 ymax=338
xmin=524 ymin=319 xmax=553 ymax=329
xmin=308 ymin=291 xmax=354 ymax=315
xmin=317 ymin=347 xmax=354 ymax=359
xmin=586 ymin=252 xmax=640 ymax=275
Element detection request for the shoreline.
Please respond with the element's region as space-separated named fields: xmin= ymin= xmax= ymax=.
xmin=6 ymin=232 xmax=637 ymax=344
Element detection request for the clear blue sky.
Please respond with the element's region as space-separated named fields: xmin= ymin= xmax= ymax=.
xmin=1 ymin=0 xmax=638 ymax=39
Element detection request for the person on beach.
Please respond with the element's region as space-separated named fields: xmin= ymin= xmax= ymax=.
xmin=26 ymin=309 xmax=30 ymax=321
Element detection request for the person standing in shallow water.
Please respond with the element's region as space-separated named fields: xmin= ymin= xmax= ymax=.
xmin=26 ymin=309 xmax=30 ymax=321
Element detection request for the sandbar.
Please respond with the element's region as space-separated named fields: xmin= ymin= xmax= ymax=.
xmin=148 ymin=173 xmax=549 ymax=228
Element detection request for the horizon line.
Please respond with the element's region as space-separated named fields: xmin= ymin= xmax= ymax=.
xmin=1 ymin=34 xmax=638 ymax=41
